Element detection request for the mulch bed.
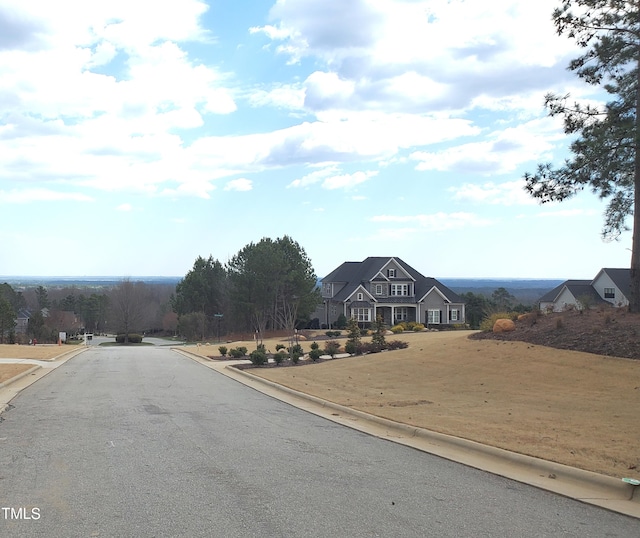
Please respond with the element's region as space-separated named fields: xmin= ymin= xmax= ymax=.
xmin=470 ymin=309 xmax=640 ymax=360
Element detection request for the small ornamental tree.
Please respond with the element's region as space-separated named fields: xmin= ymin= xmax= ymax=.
xmin=323 ymin=340 xmax=340 ymax=358
xmin=371 ymin=315 xmax=387 ymax=352
xmin=345 ymin=317 xmax=361 ymax=354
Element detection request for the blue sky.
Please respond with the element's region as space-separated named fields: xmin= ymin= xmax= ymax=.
xmin=0 ymin=0 xmax=633 ymax=280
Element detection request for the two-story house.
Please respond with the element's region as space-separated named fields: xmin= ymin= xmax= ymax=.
xmin=320 ymin=257 xmax=465 ymax=328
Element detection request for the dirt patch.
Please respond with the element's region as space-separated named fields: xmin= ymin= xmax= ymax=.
xmin=0 ymin=363 xmax=36 ymax=384
xmin=248 ymin=330 xmax=640 ymax=479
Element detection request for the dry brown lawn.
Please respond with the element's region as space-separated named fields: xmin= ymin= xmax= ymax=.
xmin=0 ymin=344 xmax=75 ymax=360
xmin=239 ymin=331 xmax=640 ymax=479
xmin=0 ymin=363 xmax=35 ymax=384
xmin=0 ymin=344 xmax=77 ymax=385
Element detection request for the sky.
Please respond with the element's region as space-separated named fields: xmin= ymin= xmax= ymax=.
xmin=0 ymin=0 xmax=634 ymax=280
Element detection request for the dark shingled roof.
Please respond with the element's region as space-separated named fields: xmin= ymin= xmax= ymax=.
xmin=323 ymin=257 xmax=463 ymax=304
xmin=601 ymin=268 xmax=631 ymax=297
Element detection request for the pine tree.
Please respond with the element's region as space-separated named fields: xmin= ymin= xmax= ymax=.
xmin=523 ymin=0 xmax=640 ymax=311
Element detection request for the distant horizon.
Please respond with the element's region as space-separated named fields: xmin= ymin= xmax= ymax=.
xmin=0 ymin=274 xmax=570 ymax=282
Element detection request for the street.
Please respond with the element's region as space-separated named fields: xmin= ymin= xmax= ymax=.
xmin=0 ymin=347 xmax=638 ymax=537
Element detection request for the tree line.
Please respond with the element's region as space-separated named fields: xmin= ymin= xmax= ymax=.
xmin=0 ymin=235 xmax=319 ymax=344
xmin=0 ymin=280 xmax=175 ymax=344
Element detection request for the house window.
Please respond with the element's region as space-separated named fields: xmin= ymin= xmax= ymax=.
xmin=352 ymin=308 xmax=371 ymax=322
xmin=323 ymin=283 xmax=331 ymax=295
xmin=391 ymin=284 xmax=409 ymax=296
xmin=375 ymin=284 xmax=383 ymax=295
xmin=428 ymin=309 xmax=440 ymax=324
xmin=388 ymin=268 xmax=396 ymax=278
xmin=604 ymin=288 xmax=615 ymax=299
xmin=450 ymin=309 xmax=459 ymax=322
xmin=330 ymin=305 xmax=337 ymax=316
xmin=357 ymin=292 xmax=363 ymax=301
xmin=395 ymin=307 xmax=408 ymax=321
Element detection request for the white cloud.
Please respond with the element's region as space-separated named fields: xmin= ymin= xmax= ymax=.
xmin=322 ymin=170 xmax=377 ymax=190
xmin=248 ymin=83 xmax=305 ymax=110
xmin=411 ymin=118 xmax=564 ymax=176
xmin=371 ymin=212 xmax=493 ymax=232
xmin=536 ymin=208 xmax=601 ymax=218
xmin=450 ymin=180 xmax=538 ymax=207
xmin=116 ymin=203 xmax=133 ymax=212
xmin=288 ymin=166 xmax=340 ymax=188
xmin=0 ymin=188 xmax=94 ymax=203
xmin=224 ymin=178 xmax=253 ymax=192
xmin=254 ymin=0 xmax=575 ymax=116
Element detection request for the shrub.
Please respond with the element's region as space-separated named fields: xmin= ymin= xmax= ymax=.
xmin=238 ymin=346 xmax=248 ymax=356
xmin=411 ymin=323 xmax=425 ymax=332
xmin=289 ymin=344 xmax=303 ymax=356
xmin=275 ymin=344 xmax=286 ymax=351
xmin=309 ymin=348 xmax=322 ymax=362
xmin=274 ymin=351 xmax=286 ymax=365
xmin=344 ymin=341 xmax=358 ymax=355
xmin=229 ymin=348 xmax=244 ymax=359
xmin=387 ymin=340 xmax=409 ymax=350
xmin=116 ymin=333 xmax=143 ymax=344
xmin=479 ymin=312 xmax=518 ymax=332
xmin=323 ymin=340 xmax=341 ymax=358
xmin=249 ymin=349 xmax=267 ymax=366
xmin=390 ymin=325 xmax=404 ymax=334
xmin=363 ymin=341 xmax=384 ymax=354
xmin=335 ymin=313 xmax=347 ymax=329
xmin=310 ymin=341 xmax=319 ymax=350
xmin=218 ymin=345 xmax=228 ymax=357
xmin=325 ymin=330 xmax=341 ymax=337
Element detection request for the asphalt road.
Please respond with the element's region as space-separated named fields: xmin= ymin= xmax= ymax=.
xmin=0 ymin=347 xmax=638 ymax=537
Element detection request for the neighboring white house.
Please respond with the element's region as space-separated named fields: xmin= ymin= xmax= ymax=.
xmin=539 ymin=268 xmax=630 ymax=312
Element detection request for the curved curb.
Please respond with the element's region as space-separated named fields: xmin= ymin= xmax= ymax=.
xmin=173 ymin=347 xmax=639 ymax=519
xmin=0 ymin=365 xmax=41 ymax=389
xmin=0 ymin=347 xmax=88 ymax=418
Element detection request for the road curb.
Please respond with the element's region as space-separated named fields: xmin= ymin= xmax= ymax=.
xmin=0 ymin=347 xmax=88 ymax=418
xmin=0 ymin=365 xmax=41 ymax=389
xmin=207 ymin=359 xmax=639 ymax=518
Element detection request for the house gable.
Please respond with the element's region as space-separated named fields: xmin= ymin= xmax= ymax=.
xmin=345 ymin=285 xmax=375 ymax=303
xmin=592 ymin=268 xmax=630 ymax=306
xmin=378 ymin=258 xmax=416 ymax=282
xmin=419 ymin=285 xmax=449 ymax=303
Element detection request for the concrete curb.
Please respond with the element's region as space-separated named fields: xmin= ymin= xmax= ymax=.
xmin=173 ymin=348 xmax=639 ymax=519
xmin=0 ymin=365 xmax=41 ymax=389
xmin=0 ymin=347 xmax=88 ymax=418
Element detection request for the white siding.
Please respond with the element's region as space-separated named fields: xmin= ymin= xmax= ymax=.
xmin=553 ymin=288 xmax=579 ymax=312
xmin=592 ymin=272 xmax=629 ymax=307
